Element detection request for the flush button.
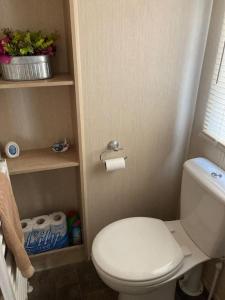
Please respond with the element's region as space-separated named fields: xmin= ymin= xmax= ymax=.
xmin=211 ymin=172 xmax=223 ymax=178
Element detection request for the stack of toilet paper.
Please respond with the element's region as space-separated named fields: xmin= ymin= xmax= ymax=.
xmin=21 ymin=212 xmax=69 ymax=255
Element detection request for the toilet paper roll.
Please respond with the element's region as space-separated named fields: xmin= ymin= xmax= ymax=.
xmin=21 ymin=218 xmax=33 ymax=242
xmin=28 ymin=215 xmax=51 ymax=252
xmin=49 ymin=212 xmax=67 ymax=237
xmin=105 ymin=158 xmax=126 ymax=172
xmin=32 ymin=215 xmax=51 ymax=232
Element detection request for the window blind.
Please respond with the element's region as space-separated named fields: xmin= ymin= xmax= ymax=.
xmin=203 ymin=18 xmax=225 ymax=146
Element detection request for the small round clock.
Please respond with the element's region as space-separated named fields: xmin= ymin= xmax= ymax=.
xmin=5 ymin=142 xmax=20 ymax=158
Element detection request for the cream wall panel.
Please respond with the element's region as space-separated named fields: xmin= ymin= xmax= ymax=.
xmin=75 ymin=0 xmax=213 ymax=252
xmin=188 ymin=0 xmax=225 ymax=299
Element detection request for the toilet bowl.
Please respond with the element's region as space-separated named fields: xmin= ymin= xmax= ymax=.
xmin=92 ymin=218 xmax=209 ymax=300
xmin=92 ymin=158 xmax=225 ymax=299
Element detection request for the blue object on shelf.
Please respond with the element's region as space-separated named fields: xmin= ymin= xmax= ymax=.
xmin=72 ymin=225 xmax=82 ymax=245
xmin=25 ymin=229 xmax=69 ymax=255
xmin=51 ymin=138 xmax=70 ymax=153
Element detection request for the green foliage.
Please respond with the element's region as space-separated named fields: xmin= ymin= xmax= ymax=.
xmin=1 ymin=29 xmax=58 ymax=56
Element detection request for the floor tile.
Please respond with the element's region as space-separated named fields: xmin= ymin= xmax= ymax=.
xmin=83 ymin=288 xmax=118 ymax=300
xmin=54 ymin=264 xmax=79 ymax=288
xmin=28 ymin=261 xmax=209 ymax=300
xmin=56 ymin=284 xmax=82 ymax=300
xmin=28 ymin=269 xmax=55 ymax=299
xmin=76 ymin=261 xmax=106 ymax=294
xmin=28 ymin=287 xmax=56 ymax=300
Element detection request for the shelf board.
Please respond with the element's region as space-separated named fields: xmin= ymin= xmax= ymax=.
xmin=0 ymin=74 xmax=74 ymax=89
xmin=29 ymin=244 xmax=85 ymax=271
xmin=7 ymin=147 xmax=79 ymax=175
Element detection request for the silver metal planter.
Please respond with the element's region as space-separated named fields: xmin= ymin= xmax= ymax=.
xmin=1 ymin=55 xmax=52 ymax=81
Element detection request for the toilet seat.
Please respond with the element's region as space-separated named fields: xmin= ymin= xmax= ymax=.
xmin=92 ymin=256 xmax=183 ymax=288
xmin=92 ymin=217 xmax=184 ymax=284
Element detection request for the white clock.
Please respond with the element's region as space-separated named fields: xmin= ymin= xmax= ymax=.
xmin=5 ymin=142 xmax=20 ymax=158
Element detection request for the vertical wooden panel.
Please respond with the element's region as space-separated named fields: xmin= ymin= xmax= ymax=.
xmin=0 ymin=1 xmax=82 ymax=247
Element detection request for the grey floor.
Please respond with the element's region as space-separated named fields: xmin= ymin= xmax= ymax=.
xmin=28 ymin=262 xmax=208 ymax=300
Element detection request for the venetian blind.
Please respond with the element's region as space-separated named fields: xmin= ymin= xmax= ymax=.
xmin=203 ymin=18 xmax=225 ymax=146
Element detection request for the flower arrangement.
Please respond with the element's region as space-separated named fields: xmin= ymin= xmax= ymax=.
xmin=0 ymin=29 xmax=57 ymax=64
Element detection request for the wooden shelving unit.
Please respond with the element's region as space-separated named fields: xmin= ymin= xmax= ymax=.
xmin=30 ymin=244 xmax=85 ymax=271
xmin=0 ymin=0 xmax=86 ymax=269
xmin=0 ymin=74 xmax=74 ymax=90
xmin=6 ymin=147 xmax=79 ymax=175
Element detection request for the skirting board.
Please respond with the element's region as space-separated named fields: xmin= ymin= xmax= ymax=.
xmin=30 ymin=244 xmax=85 ymax=271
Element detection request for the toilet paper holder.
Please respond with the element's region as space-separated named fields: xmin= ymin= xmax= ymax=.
xmin=100 ymin=140 xmax=128 ymax=162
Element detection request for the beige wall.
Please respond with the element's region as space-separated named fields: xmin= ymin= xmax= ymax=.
xmin=188 ymin=0 xmax=225 ymax=299
xmin=75 ymin=0 xmax=213 ymax=253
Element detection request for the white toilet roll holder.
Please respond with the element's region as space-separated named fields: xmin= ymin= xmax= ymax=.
xmin=100 ymin=140 xmax=128 ymax=162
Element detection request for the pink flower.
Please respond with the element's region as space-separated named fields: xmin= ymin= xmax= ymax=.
xmin=1 ymin=36 xmax=10 ymax=45
xmin=0 ymin=37 xmax=9 ymax=54
xmin=0 ymin=36 xmax=12 ymax=63
xmin=40 ymin=46 xmax=56 ymax=56
xmin=0 ymin=45 xmax=4 ymax=55
xmin=0 ymin=55 xmax=11 ymax=64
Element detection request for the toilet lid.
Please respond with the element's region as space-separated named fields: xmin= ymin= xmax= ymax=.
xmin=92 ymin=217 xmax=184 ymax=282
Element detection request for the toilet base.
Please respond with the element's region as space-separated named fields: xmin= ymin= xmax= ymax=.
xmin=118 ymin=280 xmax=176 ymax=300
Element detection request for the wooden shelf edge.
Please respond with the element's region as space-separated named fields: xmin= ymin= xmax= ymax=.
xmin=30 ymin=244 xmax=85 ymax=271
xmin=10 ymin=165 xmax=79 ymax=176
xmin=29 ymin=244 xmax=84 ymax=258
xmin=7 ymin=147 xmax=79 ymax=175
xmin=0 ymin=74 xmax=74 ymax=89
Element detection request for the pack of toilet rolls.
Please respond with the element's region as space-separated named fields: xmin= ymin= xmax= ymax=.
xmin=21 ymin=212 xmax=69 ymax=255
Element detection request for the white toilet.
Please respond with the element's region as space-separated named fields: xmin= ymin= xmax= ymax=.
xmin=92 ymin=158 xmax=225 ymax=300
